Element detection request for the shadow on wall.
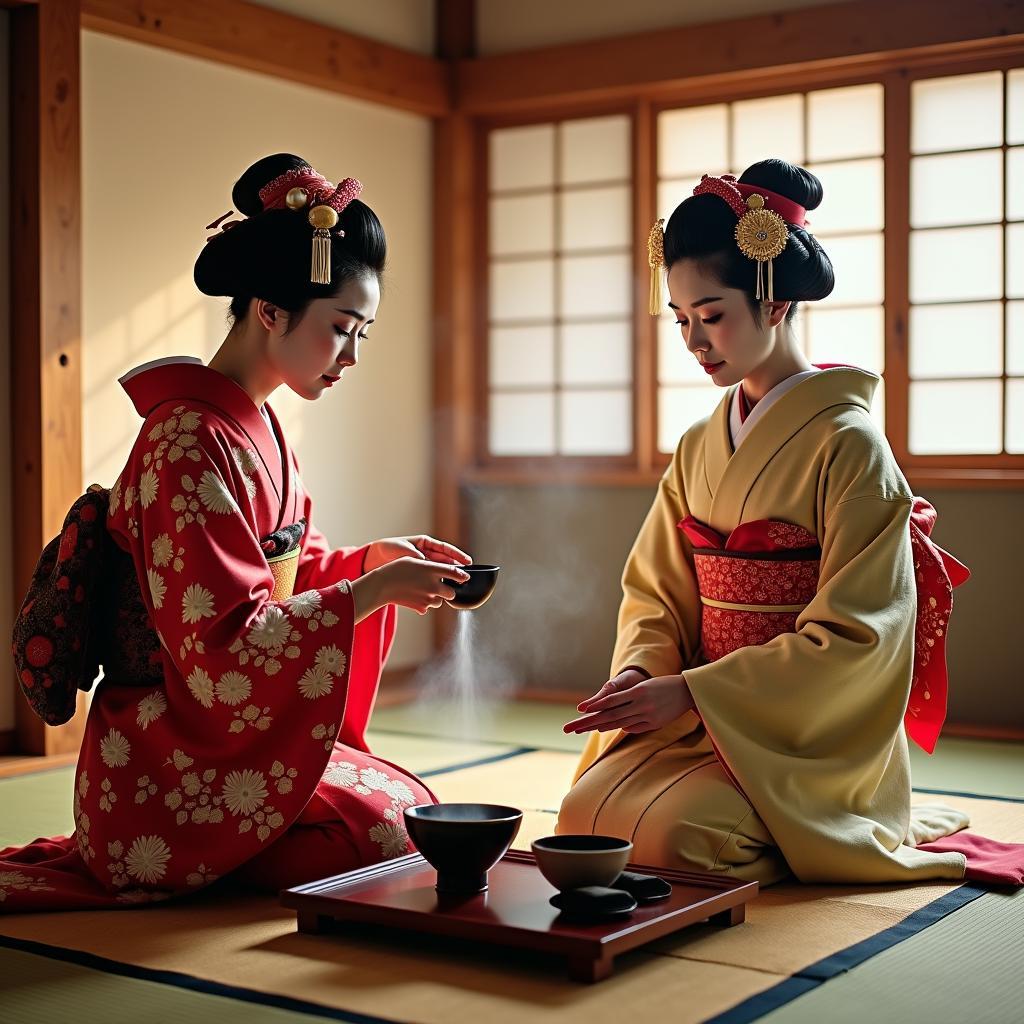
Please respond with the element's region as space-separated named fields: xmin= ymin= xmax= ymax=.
xmin=466 ymin=483 xmax=654 ymax=696
xmin=82 ymin=275 xmax=269 ymax=490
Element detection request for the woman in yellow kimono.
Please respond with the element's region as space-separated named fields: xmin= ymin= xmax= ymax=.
xmin=559 ymin=159 xmax=1022 ymax=888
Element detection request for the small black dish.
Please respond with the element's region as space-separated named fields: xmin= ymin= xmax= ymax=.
xmin=549 ymin=885 xmax=639 ymax=920
xmin=442 ymin=564 xmax=501 ymax=610
xmin=612 ymin=870 xmax=673 ymax=903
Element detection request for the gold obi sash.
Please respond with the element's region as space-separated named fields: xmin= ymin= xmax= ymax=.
xmin=266 ymin=546 xmax=300 ymax=602
xmin=680 ymin=517 xmax=821 ymax=663
xmin=262 ymin=519 xmax=307 ymax=603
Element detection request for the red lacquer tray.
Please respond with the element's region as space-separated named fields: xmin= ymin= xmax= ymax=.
xmin=281 ymin=850 xmax=758 ymax=982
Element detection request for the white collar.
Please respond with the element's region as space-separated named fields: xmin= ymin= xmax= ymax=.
xmin=729 ymin=369 xmax=822 ymax=449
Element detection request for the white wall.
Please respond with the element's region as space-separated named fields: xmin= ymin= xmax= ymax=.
xmin=0 ymin=10 xmax=12 ymax=732
xmin=251 ymin=0 xmax=435 ymax=54
xmin=81 ymin=30 xmax=434 ymax=668
xmin=477 ymin=0 xmax=823 ymax=54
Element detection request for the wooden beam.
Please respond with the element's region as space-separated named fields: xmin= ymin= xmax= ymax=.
xmin=10 ymin=0 xmax=86 ymax=756
xmin=431 ymin=114 xmax=479 ymax=650
xmin=431 ymin=1 xmax=476 ymax=652
xmin=81 ymin=0 xmax=451 ymax=117
xmin=436 ymin=0 xmax=475 ymax=63
xmin=456 ymin=0 xmax=1024 ymax=113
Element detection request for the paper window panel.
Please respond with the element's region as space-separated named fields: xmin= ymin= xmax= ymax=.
xmin=560 ymin=115 xmax=630 ymax=185
xmin=1008 ymin=302 xmax=1024 ymax=376
xmin=804 ymin=306 xmax=884 ymax=374
xmin=909 ymin=380 xmax=1003 ymax=454
xmin=489 ymin=326 xmax=556 ymax=388
xmin=658 ymin=385 xmax=722 ymax=453
xmin=489 ymin=392 xmax=556 ymax=455
xmin=657 ymin=179 xmax=692 ymax=225
xmin=658 ymin=105 xmax=730 ymax=179
xmin=489 ymin=258 xmax=555 ymax=322
xmin=489 ymin=124 xmax=555 ymax=192
xmin=806 ymin=159 xmax=884 ymax=235
xmin=559 ymin=390 xmax=632 ymax=455
xmin=1008 ymin=148 xmax=1024 ymax=222
xmin=818 ymin=233 xmax=884 ymax=307
xmin=559 ymin=186 xmax=631 ymax=252
xmin=489 ymin=194 xmax=555 ymax=256
xmin=911 ymin=72 xmax=1003 ymax=155
xmin=559 ymin=253 xmax=632 ymax=318
xmin=560 ymin=321 xmax=631 ymax=386
xmin=910 ymin=226 xmax=1002 ymax=304
xmin=807 ymin=84 xmax=884 ymax=161
xmin=658 ymin=315 xmax=706 ymax=385
xmin=911 ymin=150 xmax=1003 ymax=229
xmin=1008 ymin=224 xmax=1024 ymax=299
xmin=1006 ymin=379 xmax=1024 ymax=454
xmin=909 ymin=303 xmax=1003 ymax=379
xmin=1009 ymin=70 xmax=1024 ymax=146
xmin=732 ymin=94 xmax=804 ymax=173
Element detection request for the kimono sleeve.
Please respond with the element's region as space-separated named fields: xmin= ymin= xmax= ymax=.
xmin=611 ymin=467 xmax=702 ymax=680
xmin=684 ymin=493 xmax=923 ymax=882
xmin=120 ymin=426 xmax=358 ymax=750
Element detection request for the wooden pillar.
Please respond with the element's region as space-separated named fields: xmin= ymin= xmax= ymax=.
xmin=10 ymin=0 xmax=85 ymax=756
xmin=432 ymin=1 xmax=477 ymax=650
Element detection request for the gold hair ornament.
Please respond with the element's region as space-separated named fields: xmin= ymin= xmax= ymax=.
xmin=308 ymin=205 xmax=339 ymax=285
xmin=647 ymin=218 xmax=666 ymax=316
xmin=734 ymin=194 xmax=788 ymax=302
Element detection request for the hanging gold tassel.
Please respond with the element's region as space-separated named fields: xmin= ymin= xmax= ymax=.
xmin=647 ymin=218 xmax=665 ymax=316
xmin=308 ymin=205 xmax=339 ymax=284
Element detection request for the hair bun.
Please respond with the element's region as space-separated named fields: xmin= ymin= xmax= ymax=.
xmin=738 ymin=158 xmax=824 ymax=214
xmin=231 ymin=153 xmax=311 ymax=217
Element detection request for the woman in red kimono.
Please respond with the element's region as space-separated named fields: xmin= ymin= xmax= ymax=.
xmin=2 ymin=153 xmax=470 ymax=910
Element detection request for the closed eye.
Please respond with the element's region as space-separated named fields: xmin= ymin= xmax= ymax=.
xmin=675 ymin=313 xmax=723 ymax=328
xmin=335 ymin=327 xmax=372 ymax=341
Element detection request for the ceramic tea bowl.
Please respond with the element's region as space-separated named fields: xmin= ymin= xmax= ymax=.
xmin=442 ymin=564 xmax=501 ymax=610
xmin=531 ymin=834 xmax=633 ymax=891
xmin=404 ymin=803 xmax=523 ymax=894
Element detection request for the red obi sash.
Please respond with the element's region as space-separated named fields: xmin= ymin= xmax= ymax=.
xmin=680 ymin=498 xmax=969 ymax=754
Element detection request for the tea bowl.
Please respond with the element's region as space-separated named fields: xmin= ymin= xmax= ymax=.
xmin=531 ymin=834 xmax=633 ymax=891
xmin=442 ymin=564 xmax=501 ymax=610
xmin=404 ymin=802 xmax=523 ymax=894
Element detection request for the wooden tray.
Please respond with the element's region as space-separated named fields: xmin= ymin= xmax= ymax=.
xmin=281 ymin=850 xmax=758 ymax=982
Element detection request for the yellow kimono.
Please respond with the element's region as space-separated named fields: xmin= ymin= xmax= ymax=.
xmin=558 ymin=367 xmax=970 ymax=885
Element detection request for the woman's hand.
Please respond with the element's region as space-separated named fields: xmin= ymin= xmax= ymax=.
xmin=365 ymin=535 xmax=471 ymax=572
xmin=352 ymin=557 xmax=470 ymax=620
xmin=563 ymin=670 xmax=694 ymax=735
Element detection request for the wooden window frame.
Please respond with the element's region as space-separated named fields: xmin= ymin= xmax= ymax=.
xmin=476 ymin=100 xmax=643 ymax=477
xmin=464 ymin=48 xmax=1024 ymax=490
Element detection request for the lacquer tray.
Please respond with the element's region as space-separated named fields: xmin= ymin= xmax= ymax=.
xmin=281 ymin=850 xmax=758 ymax=982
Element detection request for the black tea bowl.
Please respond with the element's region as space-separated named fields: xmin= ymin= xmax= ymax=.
xmin=404 ymin=802 xmax=523 ymax=894
xmin=442 ymin=564 xmax=501 ymax=610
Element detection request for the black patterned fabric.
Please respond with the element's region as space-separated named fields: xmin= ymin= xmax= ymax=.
xmin=259 ymin=518 xmax=306 ymax=557
xmin=11 ymin=487 xmax=162 ymax=726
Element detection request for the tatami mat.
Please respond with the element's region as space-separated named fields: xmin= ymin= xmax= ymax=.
xmin=1 ymin=707 xmax=1022 ymax=1024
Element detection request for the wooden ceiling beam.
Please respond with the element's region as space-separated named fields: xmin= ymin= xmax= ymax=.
xmin=455 ymin=0 xmax=1024 ymax=114
xmin=80 ymin=0 xmax=452 ymax=117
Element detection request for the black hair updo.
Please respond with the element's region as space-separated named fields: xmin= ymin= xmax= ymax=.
xmin=662 ymin=158 xmax=834 ymax=322
xmin=193 ymin=153 xmax=387 ymax=327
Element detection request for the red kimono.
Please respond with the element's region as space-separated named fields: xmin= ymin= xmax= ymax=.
xmin=1 ymin=358 xmax=437 ymax=910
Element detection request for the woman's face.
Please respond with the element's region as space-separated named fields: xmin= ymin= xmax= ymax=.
xmin=268 ymin=274 xmax=381 ymax=401
xmin=666 ymin=258 xmax=775 ymax=388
